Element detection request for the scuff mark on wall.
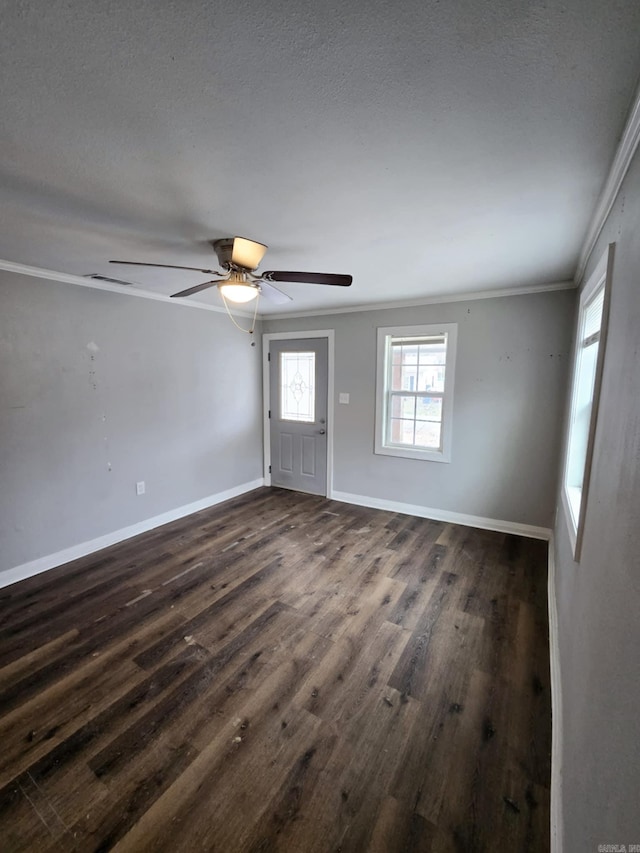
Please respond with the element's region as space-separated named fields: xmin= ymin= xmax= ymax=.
xmin=85 ymin=342 xmax=112 ymax=471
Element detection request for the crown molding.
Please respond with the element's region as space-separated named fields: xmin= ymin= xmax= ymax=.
xmin=0 ymin=259 xmax=257 ymax=316
xmin=575 ymin=77 xmax=640 ymax=284
xmin=6 ymin=73 xmax=640 ymax=315
xmin=1 ymin=258 xmax=575 ymax=322
xmin=261 ymin=279 xmax=575 ymax=321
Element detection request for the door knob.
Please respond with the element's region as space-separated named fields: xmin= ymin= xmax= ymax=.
xmin=318 ymin=429 xmax=326 ymax=435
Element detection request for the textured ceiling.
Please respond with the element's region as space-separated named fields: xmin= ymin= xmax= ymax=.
xmin=2 ymin=0 xmax=640 ymax=314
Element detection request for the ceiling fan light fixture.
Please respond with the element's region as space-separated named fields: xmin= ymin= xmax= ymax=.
xmin=217 ymin=281 xmax=260 ymax=303
xmin=213 ymin=236 xmax=268 ymax=271
xmin=232 ymin=237 xmax=268 ymax=270
xmin=114 ymin=235 xmax=351 ymax=315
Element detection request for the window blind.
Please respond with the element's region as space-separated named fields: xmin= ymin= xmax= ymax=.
xmin=582 ymin=286 xmax=604 ymax=342
xmin=390 ymin=336 xmax=446 ymax=347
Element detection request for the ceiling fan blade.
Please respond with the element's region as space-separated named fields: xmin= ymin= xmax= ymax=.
xmin=110 ymin=260 xmax=222 ymax=275
xmin=170 ymin=280 xmax=219 ymax=298
xmin=259 ymin=281 xmax=293 ymax=304
xmin=262 ymin=270 xmax=352 ymax=287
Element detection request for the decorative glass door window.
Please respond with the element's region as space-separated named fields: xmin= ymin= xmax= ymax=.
xmin=280 ymin=351 xmax=315 ymax=422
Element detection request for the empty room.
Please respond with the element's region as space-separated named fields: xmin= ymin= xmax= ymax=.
xmin=1 ymin=1 xmax=639 ymax=851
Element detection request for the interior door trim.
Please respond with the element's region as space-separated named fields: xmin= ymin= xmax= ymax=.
xmin=262 ymin=330 xmax=335 ymax=498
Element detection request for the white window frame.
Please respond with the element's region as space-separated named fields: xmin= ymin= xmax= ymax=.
xmin=561 ymin=244 xmax=613 ymax=561
xmin=375 ymin=323 xmax=457 ymax=463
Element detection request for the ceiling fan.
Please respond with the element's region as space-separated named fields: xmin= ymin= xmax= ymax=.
xmin=110 ymin=236 xmax=352 ymax=305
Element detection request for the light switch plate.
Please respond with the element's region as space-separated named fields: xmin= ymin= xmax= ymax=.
xmin=339 ymin=393 xmax=350 ymax=404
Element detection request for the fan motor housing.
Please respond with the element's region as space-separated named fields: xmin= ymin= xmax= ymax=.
xmin=211 ymin=238 xmax=235 ymax=269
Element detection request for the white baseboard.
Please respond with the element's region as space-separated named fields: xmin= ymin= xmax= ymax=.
xmin=330 ymin=490 xmax=552 ymax=540
xmin=1 ymin=478 xmax=265 ymax=590
xmin=547 ymin=533 xmax=563 ymax=853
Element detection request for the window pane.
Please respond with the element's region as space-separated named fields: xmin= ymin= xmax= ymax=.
xmin=390 ymin=363 xmax=419 ymax=391
xmin=280 ymin=351 xmax=315 ymax=422
xmin=391 ymin=395 xmax=416 ymax=419
xmin=417 ymin=343 xmax=446 ymax=366
xmin=416 ymin=396 xmax=442 ymax=421
xmin=415 ymin=421 xmax=441 ymax=449
xmin=401 ymin=344 xmax=419 ymax=365
xmin=418 ymin=364 xmax=445 ymax=393
xmin=390 ymin=340 xmax=448 ymax=393
xmin=566 ymin=339 xmax=599 ymax=492
xmin=390 ymin=418 xmax=415 ymax=445
xmin=400 ymin=365 xmax=417 ymax=391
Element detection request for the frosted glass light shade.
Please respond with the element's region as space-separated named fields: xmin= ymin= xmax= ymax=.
xmin=231 ymin=237 xmax=268 ymax=270
xmin=217 ymin=282 xmax=260 ymax=303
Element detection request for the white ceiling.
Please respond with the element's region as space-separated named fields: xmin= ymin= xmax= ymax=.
xmin=2 ymin=0 xmax=640 ymax=315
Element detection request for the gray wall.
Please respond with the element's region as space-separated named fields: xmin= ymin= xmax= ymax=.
xmin=553 ymin=149 xmax=640 ymax=848
xmin=264 ymin=288 xmax=574 ymax=528
xmin=0 ymin=272 xmax=263 ymax=573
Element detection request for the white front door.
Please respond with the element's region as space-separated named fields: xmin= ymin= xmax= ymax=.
xmin=269 ymin=338 xmax=328 ymax=496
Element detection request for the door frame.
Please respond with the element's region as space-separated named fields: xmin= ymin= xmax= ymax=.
xmin=262 ymin=330 xmax=335 ymax=497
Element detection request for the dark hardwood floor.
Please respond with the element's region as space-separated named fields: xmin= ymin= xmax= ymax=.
xmin=0 ymin=487 xmax=551 ymax=852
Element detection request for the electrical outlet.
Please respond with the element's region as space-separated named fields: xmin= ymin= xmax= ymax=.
xmin=136 ymin=481 xmax=145 ymax=495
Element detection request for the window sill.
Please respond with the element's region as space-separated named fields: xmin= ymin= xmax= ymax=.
xmin=374 ymin=444 xmax=451 ymax=464
xmin=561 ymin=485 xmax=580 ymax=559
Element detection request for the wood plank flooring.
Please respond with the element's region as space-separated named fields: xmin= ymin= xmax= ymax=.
xmin=0 ymin=487 xmax=551 ymax=852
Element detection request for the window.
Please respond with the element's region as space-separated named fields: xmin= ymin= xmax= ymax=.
xmin=562 ymin=245 xmax=613 ymax=560
xmin=375 ymin=323 xmax=457 ymax=463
